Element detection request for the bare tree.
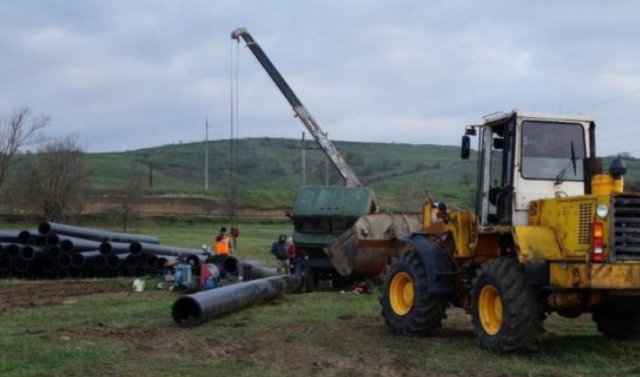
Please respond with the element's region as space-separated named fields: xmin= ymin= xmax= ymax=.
xmin=0 ymin=108 xmax=48 ymax=191
xmin=14 ymin=135 xmax=87 ymax=221
xmin=115 ymin=163 xmax=146 ymax=231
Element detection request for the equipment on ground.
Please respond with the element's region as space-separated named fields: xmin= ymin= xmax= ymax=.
xmin=231 ymin=28 xmax=421 ymax=290
xmin=380 ymin=111 xmax=640 ymax=352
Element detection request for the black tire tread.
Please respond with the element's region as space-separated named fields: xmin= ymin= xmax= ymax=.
xmin=472 ymin=257 xmax=544 ymax=353
xmin=380 ymin=250 xmax=447 ymax=335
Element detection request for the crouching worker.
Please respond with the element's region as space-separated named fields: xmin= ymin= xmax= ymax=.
xmin=270 ymin=234 xmax=290 ymax=275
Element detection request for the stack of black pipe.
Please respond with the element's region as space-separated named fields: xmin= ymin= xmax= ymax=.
xmin=0 ymin=222 xmax=205 ymax=280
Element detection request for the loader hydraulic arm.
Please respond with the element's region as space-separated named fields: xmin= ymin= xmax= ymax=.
xmin=231 ymin=27 xmax=363 ymax=188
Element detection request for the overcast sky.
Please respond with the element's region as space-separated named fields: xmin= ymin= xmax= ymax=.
xmin=1 ymin=1 xmax=639 ymax=156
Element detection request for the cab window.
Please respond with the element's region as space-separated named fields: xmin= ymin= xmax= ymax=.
xmin=521 ymin=121 xmax=585 ymax=181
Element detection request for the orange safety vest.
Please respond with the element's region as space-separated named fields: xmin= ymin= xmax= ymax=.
xmin=215 ymin=235 xmax=231 ymax=255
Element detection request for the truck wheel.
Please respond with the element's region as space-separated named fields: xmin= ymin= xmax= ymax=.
xmin=472 ymin=258 xmax=544 ymax=353
xmin=303 ymin=267 xmax=317 ymax=293
xmin=593 ymin=311 xmax=640 ymax=340
xmin=380 ymin=250 xmax=447 ymax=335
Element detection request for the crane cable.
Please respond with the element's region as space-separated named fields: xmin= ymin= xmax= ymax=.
xmin=229 ymin=38 xmax=240 ymax=228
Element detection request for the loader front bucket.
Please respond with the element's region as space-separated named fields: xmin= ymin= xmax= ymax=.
xmin=327 ymin=213 xmax=422 ymax=279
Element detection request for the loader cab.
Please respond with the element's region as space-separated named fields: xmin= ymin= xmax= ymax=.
xmin=462 ymin=111 xmax=595 ymax=227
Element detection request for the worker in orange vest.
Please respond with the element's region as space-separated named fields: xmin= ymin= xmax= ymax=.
xmin=214 ymin=227 xmax=233 ymax=263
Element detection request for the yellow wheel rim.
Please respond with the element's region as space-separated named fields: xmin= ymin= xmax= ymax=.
xmin=390 ymin=272 xmax=414 ymax=315
xmin=479 ymin=284 xmax=503 ymax=335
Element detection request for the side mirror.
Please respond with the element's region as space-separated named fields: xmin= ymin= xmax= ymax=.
xmin=461 ymin=135 xmax=471 ymax=160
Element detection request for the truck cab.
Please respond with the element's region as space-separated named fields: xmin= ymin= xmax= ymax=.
xmin=291 ymin=185 xmax=376 ymax=290
xmin=465 ymin=111 xmax=596 ymax=227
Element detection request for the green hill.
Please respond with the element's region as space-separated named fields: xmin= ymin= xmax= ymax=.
xmin=24 ymin=137 xmax=633 ymax=214
xmin=85 ymin=138 xmax=479 ymax=212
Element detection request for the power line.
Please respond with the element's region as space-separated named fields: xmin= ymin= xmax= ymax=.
xmin=569 ymin=89 xmax=640 ymax=113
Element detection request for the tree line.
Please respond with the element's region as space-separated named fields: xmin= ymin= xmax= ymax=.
xmin=0 ymin=108 xmax=142 ymax=229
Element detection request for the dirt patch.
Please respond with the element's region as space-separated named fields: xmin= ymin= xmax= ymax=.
xmin=43 ymin=306 xmax=496 ymax=377
xmin=0 ymin=280 xmax=129 ymax=313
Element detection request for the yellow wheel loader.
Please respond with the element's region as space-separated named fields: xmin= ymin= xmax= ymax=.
xmin=380 ymin=111 xmax=640 ymax=352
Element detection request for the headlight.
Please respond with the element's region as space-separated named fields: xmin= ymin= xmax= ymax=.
xmin=596 ymin=204 xmax=609 ymax=219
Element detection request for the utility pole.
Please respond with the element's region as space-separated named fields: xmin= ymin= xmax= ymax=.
xmin=287 ymin=132 xmax=318 ymax=186
xmin=205 ymin=118 xmax=213 ymax=191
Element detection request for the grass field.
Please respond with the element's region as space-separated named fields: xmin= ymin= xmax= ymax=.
xmin=1 ymin=220 xmax=640 ymax=376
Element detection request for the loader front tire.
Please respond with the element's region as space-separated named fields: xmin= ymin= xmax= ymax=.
xmin=380 ymin=250 xmax=447 ymax=335
xmin=472 ymin=258 xmax=544 ymax=353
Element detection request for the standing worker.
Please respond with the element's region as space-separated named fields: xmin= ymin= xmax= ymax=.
xmin=214 ymin=227 xmax=233 ymax=264
xmin=270 ymin=234 xmax=290 ymax=275
xmin=286 ymin=236 xmax=297 ymax=274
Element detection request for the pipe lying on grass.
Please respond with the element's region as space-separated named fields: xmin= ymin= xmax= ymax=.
xmin=239 ymin=260 xmax=279 ymax=280
xmin=172 ymin=275 xmax=301 ymax=327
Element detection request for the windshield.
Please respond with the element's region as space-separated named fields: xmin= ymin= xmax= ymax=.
xmin=521 ymin=121 xmax=586 ymax=181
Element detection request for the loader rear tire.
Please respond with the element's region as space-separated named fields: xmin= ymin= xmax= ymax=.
xmin=593 ymin=311 xmax=640 ymax=340
xmin=472 ymin=258 xmax=544 ymax=353
xmin=380 ymin=250 xmax=447 ymax=335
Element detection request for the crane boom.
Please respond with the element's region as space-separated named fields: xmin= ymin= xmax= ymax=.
xmin=231 ymin=27 xmax=363 ymax=188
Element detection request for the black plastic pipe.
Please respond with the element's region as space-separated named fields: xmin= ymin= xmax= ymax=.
xmin=92 ymin=255 xmax=108 ymax=270
xmin=129 ymin=242 xmax=203 ymax=257
xmin=156 ymin=256 xmax=177 ymax=270
xmin=106 ymin=254 xmax=127 ymax=270
xmin=42 ymin=258 xmax=57 ymax=274
xmin=18 ymin=230 xmax=35 ymax=244
xmin=14 ymin=258 xmax=29 ymax=273
xmin=19 ymin=245 xmax=44 ymax=262
xmin=38 ymin=222 xmax=159 ymax=244
xmin=0 ymin=257 xmax=12 ymax=271
xmin=144 ymin=254 xmax=159 ymax=269
xmin=0 ymin=230 xmax=20 ymax=243
xmin=6 ymin=243 xmax=21 ymax=259
xmin=99 ymin=241 xmax=132 ymax=255
xmin=239 ymin=261 xmax=279 ymax=279
xmin=46 ymin=246 xmax=63 ymax=259
xmin=59 ymin=237 xmax=102 ymax=253
xmin=18 ymin=230 xmax=45 ymax=246
xmin=58 ymin=253 xmax=73 ymax=269
xmin=172 ymin=275 xmax=301 ymax=327
xmin=221 ymin=256 xmax=239 ymax=276
xmin=71 ymin=250 xmax=101 ymax=268
xmin=125 ymin=254 xmax=141 ymax=268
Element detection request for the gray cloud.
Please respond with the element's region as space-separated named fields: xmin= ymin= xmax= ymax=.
xmin=0 ymin=0 xmax=639 ymax=156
